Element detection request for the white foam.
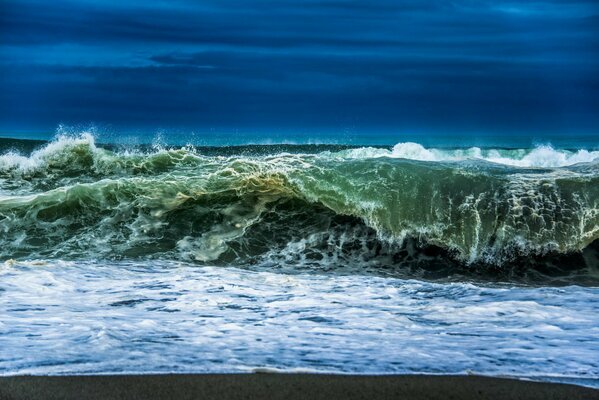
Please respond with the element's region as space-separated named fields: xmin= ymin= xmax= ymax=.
xmin=0 ymin=133 xmax=98 ymax=173
xmin=483 ymin=145 xmax=599 ymax=167
xmin=1 ymin=260 xmax=598 ymax=381
xmin=341 ymin=142 xmax=599 ymax=167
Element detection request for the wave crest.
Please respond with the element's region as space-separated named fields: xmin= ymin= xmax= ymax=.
xmin=1 ymin=134 xmax=598 ymax=282
xmin=340 ymin=142 xmax=599 ymax=167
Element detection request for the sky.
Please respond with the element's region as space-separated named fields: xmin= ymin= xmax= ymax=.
xmin=0 ymin=0 xmax=598 ymax=142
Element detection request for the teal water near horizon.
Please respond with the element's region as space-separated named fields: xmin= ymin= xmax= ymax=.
xmin=2 ymin=128 xmax=599 ymax=149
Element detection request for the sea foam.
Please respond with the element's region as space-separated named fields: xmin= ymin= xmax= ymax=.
xmin=342 ymin=142 xmax=599 ymax=167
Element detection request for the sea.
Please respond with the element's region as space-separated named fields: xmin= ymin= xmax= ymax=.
xmin=0 ymin=130 xmax=598 ymax=388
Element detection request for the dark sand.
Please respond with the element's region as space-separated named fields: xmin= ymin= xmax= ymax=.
xmin=0 ymin=374 xmax=597 ymax=400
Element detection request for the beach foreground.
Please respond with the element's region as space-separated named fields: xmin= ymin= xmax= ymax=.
xmin=0 ymin=374 xmax=597 ymax=400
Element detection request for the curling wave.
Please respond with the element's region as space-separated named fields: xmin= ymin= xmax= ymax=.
xmin=1 ymin=134 xmax=598 ymax=282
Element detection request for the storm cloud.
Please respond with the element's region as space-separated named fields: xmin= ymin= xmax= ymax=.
xmin=1 ymin=0 xmax=598 ymax=139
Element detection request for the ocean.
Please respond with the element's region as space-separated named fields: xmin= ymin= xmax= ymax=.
xmin=0 ymin=132 xmax=598 ymax=387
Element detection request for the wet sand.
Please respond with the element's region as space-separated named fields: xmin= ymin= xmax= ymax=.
xmin=0 ymin=374 xmax=597 ymax=400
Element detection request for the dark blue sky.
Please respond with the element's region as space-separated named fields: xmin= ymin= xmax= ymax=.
xmin=0 ymin=0 xmax=598 ymax=140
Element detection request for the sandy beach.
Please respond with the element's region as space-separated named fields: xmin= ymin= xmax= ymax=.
xmin=0 ymin=374 xmax=597 ymax=400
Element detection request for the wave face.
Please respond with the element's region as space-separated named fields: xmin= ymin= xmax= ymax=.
xmin=1 ymin=135 xmax=599 ymax=283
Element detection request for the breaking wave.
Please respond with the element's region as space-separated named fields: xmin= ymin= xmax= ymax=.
xmin=341 ymin=142 xmax=599 ymax=167
xmin=1 ymin=134 xmax=598 ymax=283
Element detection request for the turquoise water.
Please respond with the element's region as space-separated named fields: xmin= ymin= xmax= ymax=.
xmin=2 ymin=129 xmax=599 ymax=149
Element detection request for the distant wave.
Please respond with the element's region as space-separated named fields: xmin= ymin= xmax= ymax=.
xmin=1 ymin=134 xmax=598 ymax=283
xmin=340 ymin=142 xmax=599 ymax=167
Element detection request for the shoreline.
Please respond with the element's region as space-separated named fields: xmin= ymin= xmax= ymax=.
xmin=0 ymin=374 xmax=597 ymax=400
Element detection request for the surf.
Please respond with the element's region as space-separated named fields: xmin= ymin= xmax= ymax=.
xmin=1 ymin=134 xmax=598 ymax=283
